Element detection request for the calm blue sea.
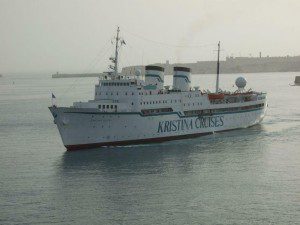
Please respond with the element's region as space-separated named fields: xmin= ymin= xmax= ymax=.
xmin=0 ymin=72 xmax=299 ymax=224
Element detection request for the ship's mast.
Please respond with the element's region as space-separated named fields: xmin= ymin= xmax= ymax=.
xmin=109 ymin=27 xmax=126 ymax=79
xmin=114 ymin=26 xmax=120 ymax=77
xmin=215 ymin=41 xmax=220 ymax=93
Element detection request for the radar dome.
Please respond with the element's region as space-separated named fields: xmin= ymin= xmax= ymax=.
xmin=235 ymin=77 xmax=247 ymax=89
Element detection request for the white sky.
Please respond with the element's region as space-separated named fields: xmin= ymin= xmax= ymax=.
xmin=0 ymin=0 xmax=299 ymax=74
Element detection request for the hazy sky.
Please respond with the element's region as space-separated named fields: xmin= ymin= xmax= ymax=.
xmin=1 ymin=0 xmax=299 ymax=74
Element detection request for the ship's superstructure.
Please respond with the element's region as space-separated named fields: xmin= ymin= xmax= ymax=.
xmin=49 ymin=28 xmax=267 ymax=150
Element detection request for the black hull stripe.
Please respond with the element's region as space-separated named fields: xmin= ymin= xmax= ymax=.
xmin=65 ymin=131 xmax=214 ymax=151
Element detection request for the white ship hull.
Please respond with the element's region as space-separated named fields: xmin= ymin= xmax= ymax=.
xmin=49 ymin=103 xmax=266 ymax=150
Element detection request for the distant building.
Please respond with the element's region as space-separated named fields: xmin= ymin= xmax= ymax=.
xmin=122 ymin=55 xmax=300 ymax=75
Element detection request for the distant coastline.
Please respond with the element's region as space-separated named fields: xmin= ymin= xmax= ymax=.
xmin=122 ymin=55 xmax=300 ymax=75
xmin=52 ymin=73 xmax=101 ymax=78
xmin=52 ymin=72 xmax=123 ymax=78
xmin=51 ymin=55 xmax=300 ymax=78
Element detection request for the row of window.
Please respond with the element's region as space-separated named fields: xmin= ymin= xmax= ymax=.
xmin=186 ymin=93 xmax=201 ymax=98
xmin=102 ymin=82 xmax=131 ymax=86
xmin=96 ymin=92 xmax=153 ymax=96
xmin=96 ymin=92 xmax=133 ymax=96
xmin=211 ymin=103 xmax=265 ymax=113
xmin=96 ymin=91 xmax=157 ymax=96
xmin=211 ymin=95 xmax=260 ymax=104
xmin=96 ymin=90 xmax=206 ymax=98
xmin=141 ymin=108 xmax=173 ymax=115
xmin=140 ymin=99 xmax=182 ymax=105
xmin=184 ymin=103 xmax=265 ymax=116
xmin=98 ymin=105 xmax=117 ymax=110
xmin=183 ymin=102 xmax=203 ymax=107
xmin=184 ymin=109 xmax=212 ymax=116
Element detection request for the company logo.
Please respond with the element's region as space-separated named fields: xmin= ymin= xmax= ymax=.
xmin=157 ymin=116 xmax=224 ymax=133
xmin=173 ymin=75 xmax=191 ymax=83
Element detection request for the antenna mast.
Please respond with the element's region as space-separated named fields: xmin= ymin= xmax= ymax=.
xmin=215 ymin=41 xmax=220 ymax=93
xmin=114 ymin=26 xmax=120 ymax=77
xmin=109 ymin=27 xmax=126 ymax=78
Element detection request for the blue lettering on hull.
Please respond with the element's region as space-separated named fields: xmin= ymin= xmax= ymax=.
xmin=157 ymin=116 xmax=224 ymax=133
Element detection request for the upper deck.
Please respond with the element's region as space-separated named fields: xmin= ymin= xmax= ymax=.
xmin=72 ymin=75 xmax=266 ymax=116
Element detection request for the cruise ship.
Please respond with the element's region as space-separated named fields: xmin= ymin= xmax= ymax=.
xmin=49 ymin=27 xmax=267 ymax=150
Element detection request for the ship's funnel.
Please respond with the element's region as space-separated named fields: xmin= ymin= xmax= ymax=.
xmin=173 ymin=67 xmax=191 ymax=91
xmin=145 ymin=65 xmax=164 ymax=90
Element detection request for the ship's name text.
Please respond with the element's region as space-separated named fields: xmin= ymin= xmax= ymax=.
xmin=157 ymin=116 xmax=224 ymax=133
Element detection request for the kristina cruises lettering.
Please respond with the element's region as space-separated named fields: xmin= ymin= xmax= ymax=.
xmin=157 ymin=116 xmax=224 ymax=133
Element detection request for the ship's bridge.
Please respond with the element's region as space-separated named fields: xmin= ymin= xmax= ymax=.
xmin=94 ymin=75 xmax=164 ymax=101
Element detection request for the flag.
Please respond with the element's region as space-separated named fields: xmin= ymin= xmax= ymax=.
xmin=121 ymin=40 xmax=126 ymax=45
xmin=52 ymin=93 xmax=56 ymax=99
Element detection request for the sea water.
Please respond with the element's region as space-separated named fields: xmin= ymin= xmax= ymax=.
xmin=0 ymin=72 xmax=299 ymax=224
